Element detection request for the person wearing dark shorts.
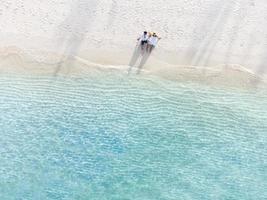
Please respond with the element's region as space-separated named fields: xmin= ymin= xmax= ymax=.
xmin=141 ymin=40 xmax=148 ymax=46
xmin=137 ymin=31 xmax=149 ymax=50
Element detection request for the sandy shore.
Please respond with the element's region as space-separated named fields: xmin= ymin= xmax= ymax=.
xmin=0 ymin=46 xmax=265 ymax=90
xmin=0 ymin=0 xmax=267 ymax=89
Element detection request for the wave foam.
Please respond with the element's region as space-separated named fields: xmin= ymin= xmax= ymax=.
xmin=0 ymin=46 xmax=266 ymax=89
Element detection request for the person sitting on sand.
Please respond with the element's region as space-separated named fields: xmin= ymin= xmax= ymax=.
xmin=147 ymin=32 xmax=161 ymax=53
xmin=137 ymin=31 xmax=149 ymax=50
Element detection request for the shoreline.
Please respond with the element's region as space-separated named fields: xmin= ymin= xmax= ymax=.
xmin=1 ymin=0 xmax=267 ymax=91
xmin=0 ymin=46 xmax=266 ymax=90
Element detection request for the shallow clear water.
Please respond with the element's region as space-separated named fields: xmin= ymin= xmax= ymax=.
xmin=0 ymin=72 xmax=266 ymax=200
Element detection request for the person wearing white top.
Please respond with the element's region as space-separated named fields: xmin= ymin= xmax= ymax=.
xmin=147 ymin=32 xmax=161 ymax=53
xmin=137 ymin=31 xmax=149 ymax=50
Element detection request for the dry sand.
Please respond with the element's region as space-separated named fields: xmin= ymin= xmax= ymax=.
xmin=0 ymin=0 xmax=267 ymax=88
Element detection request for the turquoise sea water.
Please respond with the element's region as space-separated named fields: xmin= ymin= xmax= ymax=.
xmin=0 ymin=72 xmax=266 ymax=200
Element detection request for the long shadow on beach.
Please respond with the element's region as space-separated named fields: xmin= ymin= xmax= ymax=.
xmin=128 ymin=45 xmax=142 ymax=71
xmin=128 ymin=45 xmax=151 ymax=74
xmin=53 ymin=0 xmax=98 ymax=76
xmin=137 ymin=51 xmax=151 ymax=74
xmin=184 ymin=1 xmax=235 ymax=69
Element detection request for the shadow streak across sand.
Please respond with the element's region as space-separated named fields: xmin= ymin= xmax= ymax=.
xmin=137 ymin=51 xmax=151 ymax=74
xmin=128 ymin=44 xmax=142 ymax=73
xmin=54 ymin=0 xmax=98 ymax=76
xmin=184 ymin=1 xmax=234 ymax=69
xmin=128 ymin=44 xmax=152 ymax=74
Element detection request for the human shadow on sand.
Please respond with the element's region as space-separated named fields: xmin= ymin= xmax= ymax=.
xmin=128 ymin=44 xmax=152 ymax=74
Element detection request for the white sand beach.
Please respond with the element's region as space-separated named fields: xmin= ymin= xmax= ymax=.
xmin=0 ymin=0 xmax=267 ymax=87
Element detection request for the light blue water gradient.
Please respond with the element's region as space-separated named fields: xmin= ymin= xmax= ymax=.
xmin=0 ymin=72 xmax=266 ymax=200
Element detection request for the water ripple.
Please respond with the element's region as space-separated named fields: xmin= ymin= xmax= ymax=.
xmin=0 ymin=74 xmax=266 ymax=199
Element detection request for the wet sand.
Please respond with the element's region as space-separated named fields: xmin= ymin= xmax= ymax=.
xmin=0 ymin=46 xmax=266 ymax=90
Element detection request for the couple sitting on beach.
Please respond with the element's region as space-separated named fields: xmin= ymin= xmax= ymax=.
xmin=137 ymin=31 xmax=161 ymax=53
